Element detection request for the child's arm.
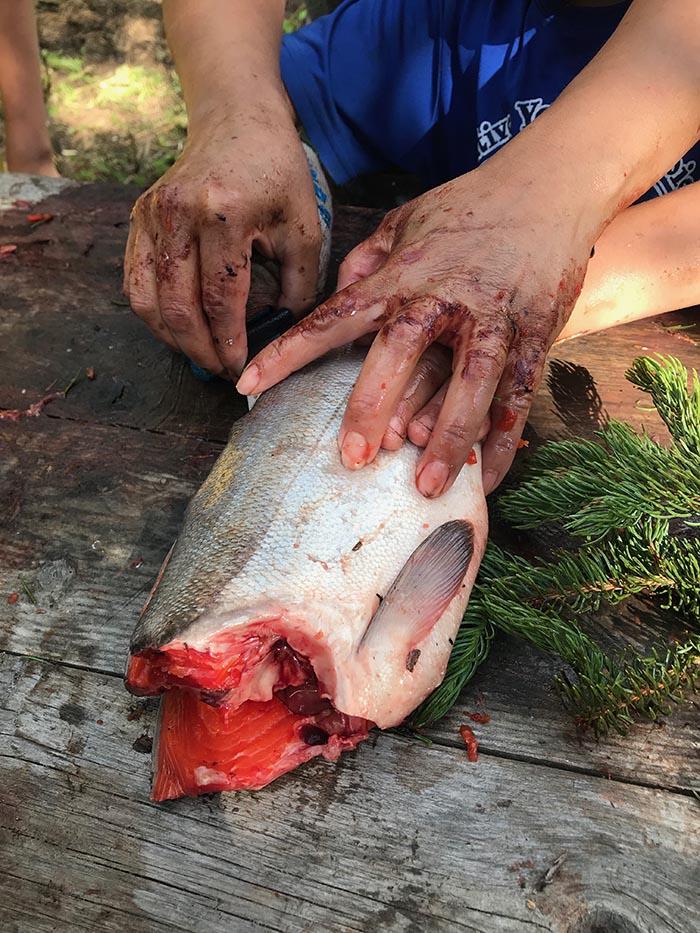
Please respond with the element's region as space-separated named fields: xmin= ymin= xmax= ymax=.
xmin=0 ymin=0 xmax=57 ymax=176
xmin=559 ymin=182 xmax=700 ymax=341
xmin=373 ymin=184 xmax=700 ymax=462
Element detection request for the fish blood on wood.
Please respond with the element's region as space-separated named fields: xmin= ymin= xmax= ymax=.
xmin=125 ymin=348 xmax=488 ymax=800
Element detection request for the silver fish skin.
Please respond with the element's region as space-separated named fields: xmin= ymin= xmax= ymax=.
xmin=129 ymin=347 xmax=488 ymax=729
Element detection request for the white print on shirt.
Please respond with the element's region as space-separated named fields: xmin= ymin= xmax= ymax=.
xmin=514 ymin=97 xmax=550 ymax=129
xmin=477 ymin=98 xmax=549 ymax=160
xmin=477 ymin=114 xmax=512 ymax=160
xmin=653 ymin=157 xmax=697 ymax=196
xmin=477 ymin=103 xmax=697 ymax=197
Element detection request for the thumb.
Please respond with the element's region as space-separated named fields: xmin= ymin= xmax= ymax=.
xmin=276 ymin=228 xmax=322 ymax=314
xmin=336 ymin=217 xmax=397 ymax=291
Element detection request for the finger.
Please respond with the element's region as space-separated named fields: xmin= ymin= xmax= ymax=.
xmin=236 ymin=275 xmax=388 ymax=395
xmin=416 ymin=318 xmax=514 ymax=497
xmin=382 ymin=345 xmax=451 ymax=451
xmin=276 ymin=226 xmax=321 ymax=313
xmin=407 ymin=382 xmax=448 ymax=448
xmin=481 ymin=337 xmax=547 ymax=495
xmin=409 ymin=389 xmax=491 ymax=449
xmin=339 ymin=298 xmax=449 ymax=468
xmin=199 ymin=227 xmax=253 ymax=376
xmin=477 ymin=415 xmax=491 ymax=442
xmin=126 ymin=229 xmax=179 ymax=353
xmin=156 ymin=233 xmax=224 ymax=375
xmin=335 ymin=216 xmax=396 ymax=291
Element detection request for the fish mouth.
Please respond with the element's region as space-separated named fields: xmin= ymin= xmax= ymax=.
xmin=125 ymin=624 xmax=372 ymax=801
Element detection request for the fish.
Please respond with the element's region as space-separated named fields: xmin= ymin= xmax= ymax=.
xmin=125 ymin=347 xmax=488 ymax=800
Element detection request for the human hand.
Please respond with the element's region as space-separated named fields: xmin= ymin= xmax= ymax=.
xmin=124 ymin=107 xmax=321 ymax=377
xmin=236 ymin=162 xmax=595 ymax=495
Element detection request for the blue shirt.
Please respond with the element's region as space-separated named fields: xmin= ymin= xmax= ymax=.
xmin=281 ymin=0 xmax=698 ymax=201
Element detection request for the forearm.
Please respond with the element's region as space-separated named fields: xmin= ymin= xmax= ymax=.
xmin=163 ymin=0 xmax=290 ymax=134
xmin=0 ymin=0 xmax=53 ymax=171
xmin=558 ymin=182 xmax=700 ymax=341
xmin=488 ymin=0 xmax=700 ymax=242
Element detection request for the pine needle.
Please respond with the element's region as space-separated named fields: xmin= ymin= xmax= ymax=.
xmin=419 ymin=354 xmax=700 ymax=734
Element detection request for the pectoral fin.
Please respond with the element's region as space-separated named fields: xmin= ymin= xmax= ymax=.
xmin=358 ymin=520 xmax=474 ymax=665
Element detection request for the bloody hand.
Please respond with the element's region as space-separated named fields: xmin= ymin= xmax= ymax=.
xmin=237 ymin=164 xmax=592 ymax=496
xmin=124 ymin=109 xmax=321 ymax=378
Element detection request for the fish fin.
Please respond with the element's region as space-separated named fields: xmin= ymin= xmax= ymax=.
xmin=358 ymin=520 xmax=474 ymax=664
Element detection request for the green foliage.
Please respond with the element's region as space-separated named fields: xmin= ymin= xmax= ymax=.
xmin=43 ymin=53 xmax=86 ymax=76
xmin=558 ymin=636 xmax=699 ymax=734
xmin=283 ymin=4 xmax=310 ymax=33
xmin=418 ymin=355 xmax=700 ymax=736
xmin=626 ymin=355 xmax=700 ymax=457
xmin=413 ymin=607 xmax=494 ymax=727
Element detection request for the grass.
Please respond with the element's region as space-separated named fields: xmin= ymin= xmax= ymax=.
xmin=0 ymin=5 xmax=312 ymax=186
xmin=42 ymin=52 xmax=187 ymax=185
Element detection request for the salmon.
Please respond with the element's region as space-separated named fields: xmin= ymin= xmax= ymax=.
xmin=125 ymin=348 xmax=488 ymax=800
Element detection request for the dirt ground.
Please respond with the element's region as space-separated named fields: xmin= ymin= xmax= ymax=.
xmin=0 ymin=1 xmax=315 ymax=185
xmin=1 ymin=1 xmax=415 ymax=206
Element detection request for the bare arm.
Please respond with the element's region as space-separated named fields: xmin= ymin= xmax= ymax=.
xmin=0 ymin=0 xmax=57 ymax=175
xmin=372 ymin=185 xmax=700 ymax=459
xmin=125 ymin=1 xmax=320 ymax=377
xmin=163 ymin=0 xmax=291 ymax=135
xmin=559 ymin=182 xmax=700 ymax=341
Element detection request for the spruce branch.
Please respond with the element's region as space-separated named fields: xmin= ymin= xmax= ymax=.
xmin=558 ymin=635 xmax=700 ymax=735
xmin=419 ymin=354 xmax=700 ymax=735
xmin=482 ymin=540 xmax=682 ymax=616
xmin=499 ymin=421 xmax=700 ymax=538
xmin=625 ymin=355 xmax=700 ymax=457
xmin=478 ymin=592 xmax=610 ymax=675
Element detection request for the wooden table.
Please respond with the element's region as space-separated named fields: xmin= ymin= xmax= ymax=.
xmin=1 ymin=176 xmax=698 ymax=933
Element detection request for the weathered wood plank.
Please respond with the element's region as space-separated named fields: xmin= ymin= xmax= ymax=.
xmin=0 ymin=416 xmax=219 ymax=672
xmin=2 ymin=655 xmax=698 ymax=933
xmin=0 ymin=183 xmax=381 ymax=443
xmin=1 ymin=406 xmax=698 ymax=791
xmin=423 ymin=632 xmax=700 ymax=793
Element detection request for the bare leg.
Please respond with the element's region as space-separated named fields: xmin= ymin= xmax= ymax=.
xmin=0 ymin=0 xmax=58 ymax=176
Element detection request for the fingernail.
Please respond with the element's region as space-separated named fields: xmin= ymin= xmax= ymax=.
xmin=408 ymin=419 xmax=431 ymax=447
xmin=381 ymin=427 xmax=403 ymax=451
xmin=341 ymin=431 xmax=370 ymax=469
xmin=388 ymin=415 xmax=405 ymax=438
xmin=236 ymin=363 xmax=259 ymax=395
xmin=417 ymin=460 xmax=450 ymax=498
xmin=482 ymin=469 xmax=498 ymax=495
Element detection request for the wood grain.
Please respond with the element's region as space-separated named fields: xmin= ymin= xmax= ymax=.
xmin=0 ymin=183 xmax=380 ymax=443
xmin=1 ymin=181 xmax=699 ymax=932
xmin=2 ymin=655 xmax=698 ymax=933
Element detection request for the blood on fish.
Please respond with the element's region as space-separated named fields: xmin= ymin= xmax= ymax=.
xmin=299 ymin=724 xmax=329 ymax=746
xmin=466 ymin=448 xmax=478 ymax=466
